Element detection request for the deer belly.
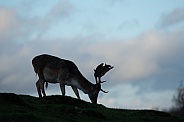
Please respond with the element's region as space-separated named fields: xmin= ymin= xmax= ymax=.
xmin=65 ymin=79 xmax=81 ymax=88
xmin=43 ymin=67 xmax=59 ymax=83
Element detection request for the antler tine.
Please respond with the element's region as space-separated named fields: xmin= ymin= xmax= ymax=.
xmin=100 ymin=80 xmax=106 ymax=83
xmin=99 ymin=79 xmax=108 ymax=93
xmin=100 ymin=88 xmax=109 ymax=93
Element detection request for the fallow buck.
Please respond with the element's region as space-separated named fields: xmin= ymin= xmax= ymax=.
xmin=32 ymin=54 xmax=113 ymax=104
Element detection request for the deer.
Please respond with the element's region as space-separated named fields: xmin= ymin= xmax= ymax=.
xmin=32 ymin=54 xmax=113 ymax=104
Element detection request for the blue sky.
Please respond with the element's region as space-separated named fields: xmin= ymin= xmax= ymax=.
xmin=0 ymin=0 xmax=184 ymax=109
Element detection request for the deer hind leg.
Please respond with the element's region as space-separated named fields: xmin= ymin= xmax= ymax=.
xmin=36 ymin=79 xmax=46 ymax=97
xmin=36 ymin=80 xmax=42 ymax=98
xmin=41 ymin=82 xmax=46 ymax=97
xmin=38 ymin=78 xmax=46 ymax=97
xmin=37 ymin=72 xmax=46 ymax=97
xmin=71 ymin=86 xmax=80 ymax=99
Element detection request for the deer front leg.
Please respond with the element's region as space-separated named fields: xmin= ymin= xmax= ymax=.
xmin=59 ymin=83 xmax=65 ymax=96
xmin=71 ymin=86 xmax=80 ymax=99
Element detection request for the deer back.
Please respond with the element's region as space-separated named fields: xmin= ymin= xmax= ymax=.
xmin=32 ymin=54 xmax=87 ymax=81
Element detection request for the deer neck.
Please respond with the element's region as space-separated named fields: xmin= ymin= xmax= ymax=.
xmin=73 ymin=77 xmax=94 ymax=94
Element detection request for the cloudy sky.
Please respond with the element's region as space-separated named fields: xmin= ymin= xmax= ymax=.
xmin=0 ymin=0 xmax=184 ymax=109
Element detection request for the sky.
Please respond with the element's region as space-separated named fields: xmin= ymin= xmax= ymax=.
xmin=0 ymin=0 xmax=184 ymax=109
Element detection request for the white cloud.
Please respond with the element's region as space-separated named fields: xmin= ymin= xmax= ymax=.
xmin=99 ymin=83 xmax=174 ymax=109
xmin=160 ymin=8 xmax=184 ymax=27
xmin=0 ymin=7 xmax=20 ymax=42
xmin=0 ymin=1 xmax=75 ymax=43
xmin=48 ymin=0 xmax=75 ymax=18
xmin=78 ymin=29 xmax=184 ymax=84
xmin=0 ymin=8 xmax=13 ymax=32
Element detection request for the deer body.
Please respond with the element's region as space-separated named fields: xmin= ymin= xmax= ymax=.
xmin=32 ymin=54 xmax=113 ymax=104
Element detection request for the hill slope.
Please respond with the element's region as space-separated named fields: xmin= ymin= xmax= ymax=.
xmin=0 ymin=93 xmax=183 ymax=122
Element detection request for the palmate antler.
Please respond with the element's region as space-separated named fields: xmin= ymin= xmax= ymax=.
xmin=94 ymin=63 xmax=114 ymax=93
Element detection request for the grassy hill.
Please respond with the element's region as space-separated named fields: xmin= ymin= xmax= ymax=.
xmin=0 ymin=93 xmax=183 ymax=122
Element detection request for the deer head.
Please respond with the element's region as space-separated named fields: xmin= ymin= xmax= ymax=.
xmin=88 ymin=63 xmax=113 ymax=104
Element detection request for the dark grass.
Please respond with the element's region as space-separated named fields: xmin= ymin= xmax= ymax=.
xmin=0 ymin=93 xmax=183 ymax=122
